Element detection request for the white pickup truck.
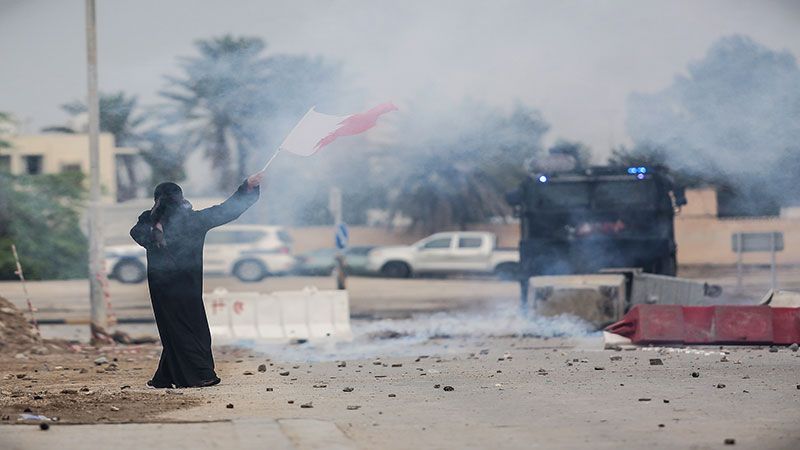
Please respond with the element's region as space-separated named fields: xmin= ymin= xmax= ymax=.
xmin=366 ymin=231 xmax=519 ymax=279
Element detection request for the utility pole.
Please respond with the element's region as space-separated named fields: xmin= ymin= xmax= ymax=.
xmin=85 ymin=0 xmax=107 ymax=344
xmin=329 ymin=187 xmax=347 ymax=290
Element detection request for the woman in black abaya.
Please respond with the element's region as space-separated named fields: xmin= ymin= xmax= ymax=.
xmin=130 ymin=171 xmax=264 ymax=388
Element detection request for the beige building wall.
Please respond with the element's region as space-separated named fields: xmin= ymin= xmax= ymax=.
xmin=1 ymin=133 xmax=136 ymax=202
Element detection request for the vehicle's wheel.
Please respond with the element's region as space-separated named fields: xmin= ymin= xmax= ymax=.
xmin=494 ymin=262 xmax=519 ymax=281
xmin=233 ymin=259 xmax=267 ymax=282
xmin=380 ymin=261 xmax=411 ymax=278
xmin=113 ymin=259 xmax=146 ymax=284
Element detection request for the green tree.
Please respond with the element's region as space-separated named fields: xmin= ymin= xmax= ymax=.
xmin=0 ymin=172 xmax=88 ymax=280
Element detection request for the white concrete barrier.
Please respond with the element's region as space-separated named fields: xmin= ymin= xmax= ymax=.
xmin=203 ymin=287 xmax=352 ymax=342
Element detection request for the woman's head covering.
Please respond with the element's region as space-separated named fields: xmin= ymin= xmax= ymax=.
xmin=151 ymin=182 xmax=191 ymax=247
xmin=154 ymin=182 xmax=183 ymax=203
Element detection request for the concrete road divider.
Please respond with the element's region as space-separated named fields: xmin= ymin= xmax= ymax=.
xmin=605 ymin=304 xmax=800 ymax=345
xmin=204 ymin=287 xmax=352 ymax=342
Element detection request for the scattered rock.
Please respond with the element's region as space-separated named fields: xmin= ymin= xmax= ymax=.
xmin=266 ymin=388 xmax=274 ymax=392
xmin=39 ymin=423 xmax=49 ymax=431
xmin=300 ymin=402 xmax=313 ymax=408
xmin=649 ymin=358 xmax=663 ymax=366
xmin=226 ymin=403 xmax=234 ymax=409
xmin=391 ymin=363 xmax=402 ymax=368
xmin=594 ymin=367 xmax=605 ymax=371
xmin=287 ymin=400 xmax=294 ymax=404
xmin=110 ymin=406 xmax=119 ymax=412
xmin=60 ymin=389 xmax=77 ymax=395
xmin=658 ymin=424 xmax=665 ymax=428
xmin=346 ymin=405 xmax=361 ymax=410
xmin=279 ymin=371 xmax=290 ymax=376
xmin=724 ymin=438 xmax=736 ymax=445
xmin=443 ymin=386 xmax=454 ymax=392
xmin=337 ymin=361 xmax=347 ymax=368
xmin=120 ymin=385 xmax=131 ymax=390
xmin=691 ymin=372 xmax=700 ymax=378
xmin=610 ymin=356 xmax=622 ymax=361
xmin=343 ymin=387 xmax=354 ymax=392
xmin=434 ymin=384 xmax=441 ymax=389
xmin=388 ymin=394 xmax=396 ymax=398
xmin=638 ymin=398 xmax=651 ymax=402
xmin=720 ymin=355 xmax=729 ymax=363
xmin=789 ymin=343 xmax=799 ymax=352
xmin=312 ymin=384 xmax=327 ymax=388
xmin=79 ymin=368 xmax=88 ymax=374
xmin=257 ymin=364 xmax=267 ymax=372
xmin=768 ymin=346 xmax=778 ymax=353
xmin=243 ymin=371 xmax=254 ymax=376
xmin=93 ymin=356 xmax=109 ymax=365
xmin=716 ymin=383 xmax=726 ymax=389
xmin=663 ymin=399 xmax=670 ymax=403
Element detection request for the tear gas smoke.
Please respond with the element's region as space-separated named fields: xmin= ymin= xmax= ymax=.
xmin=240 ymin=302 xmax=596 ymax=362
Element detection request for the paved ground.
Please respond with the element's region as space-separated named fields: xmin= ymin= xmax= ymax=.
xmin=2 ymin=338 xmax=799 ymax=449
xmin=1 ymin=266 xmax=799 ymax=449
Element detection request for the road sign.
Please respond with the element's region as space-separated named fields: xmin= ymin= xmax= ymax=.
xmin=732 ymin=231 xmax=783 ymax=291
xmin=335 ymin=222 xmax=349 ymax=250
xmin=731 ymin=232 xmax=784 ymax=252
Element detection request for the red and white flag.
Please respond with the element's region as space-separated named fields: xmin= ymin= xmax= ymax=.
xmin=279 ymin=102 xmax=398 ymax=157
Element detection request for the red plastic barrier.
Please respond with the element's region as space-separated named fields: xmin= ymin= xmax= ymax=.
xmin=605 ymin=304 xmax=800 ymax=345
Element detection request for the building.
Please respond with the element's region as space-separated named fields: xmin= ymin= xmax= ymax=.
xmin=0 ymin=132 xmax=138 ymax=202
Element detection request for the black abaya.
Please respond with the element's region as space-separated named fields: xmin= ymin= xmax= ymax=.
xmin=130 ymin=181 xmax=259 ymax=388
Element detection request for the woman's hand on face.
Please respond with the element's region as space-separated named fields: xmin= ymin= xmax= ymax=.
xmin=247 ymin=170 xmax=266 ymax=189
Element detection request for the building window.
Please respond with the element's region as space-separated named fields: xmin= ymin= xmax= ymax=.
xmin=23 ymin=155 xmax=43 ymax=175
xmin=61 ymin=163 xmax=82 ymax=174
xmin=0 ymin=155 xmax=9 ymax=173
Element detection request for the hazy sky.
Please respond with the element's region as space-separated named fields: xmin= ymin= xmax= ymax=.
xmin=1 ymin=0 xmax=799 ymax=156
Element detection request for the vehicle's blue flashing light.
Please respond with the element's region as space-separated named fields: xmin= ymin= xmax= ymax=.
xmin=627 ymin=166 xmax=648 ymax=175
xmin=637 ymin=173 xmax=645 ymax=180
xmin=538 ymin=175 xmax=548 ymax=183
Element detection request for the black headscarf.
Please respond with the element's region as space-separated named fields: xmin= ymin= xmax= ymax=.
xmin=151 ymin=182 xmax=191 ymax=247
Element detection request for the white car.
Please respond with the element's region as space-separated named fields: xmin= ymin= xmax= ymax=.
xmin=106 ymin=225 xmax=295 ymax=283
xmin=366 ymin=231 xmax=519 ymax=279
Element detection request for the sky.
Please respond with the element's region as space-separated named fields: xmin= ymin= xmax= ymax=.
xmin=1 ymin=0 xmax=799 ymax=157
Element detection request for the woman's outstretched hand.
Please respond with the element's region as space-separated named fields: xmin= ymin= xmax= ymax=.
xmin=247 ymin=170 xmax=266 ymax=190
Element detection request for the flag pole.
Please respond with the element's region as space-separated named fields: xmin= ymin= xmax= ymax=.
xmin=260 ymin=148 xmax=282 ymax=172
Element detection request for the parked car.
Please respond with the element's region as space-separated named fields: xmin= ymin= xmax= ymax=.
xmin=294 ymin=246 xmax=375 ymax=276
xmin=106 ymin=225 xmax=295 ymax=283
xmin=366 ymin=231 xmax=519 ymax=279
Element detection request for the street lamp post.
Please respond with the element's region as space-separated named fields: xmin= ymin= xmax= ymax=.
xmin=85 ymin=0 xmax=107 ymax=344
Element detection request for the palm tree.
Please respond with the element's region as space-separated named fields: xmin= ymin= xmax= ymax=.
xmin=159 ymin=35 xmax=271 ymax=192
xmin=59 ymin=92 xmax=145 ymax=201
